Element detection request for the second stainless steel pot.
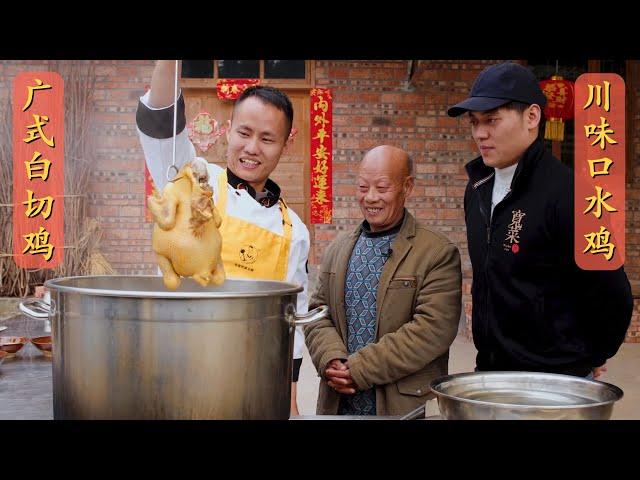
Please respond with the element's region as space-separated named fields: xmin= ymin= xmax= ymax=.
xmin=429 ymin=371 xmax=623 ymax=420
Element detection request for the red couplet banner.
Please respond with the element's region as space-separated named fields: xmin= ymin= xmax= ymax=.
xmin=310 ymin=88 xmax=333 ymax=224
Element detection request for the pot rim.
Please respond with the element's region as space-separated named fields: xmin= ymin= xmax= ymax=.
xmin=44 ymin=275 xmax=303 ymax=299
xmin=430 ymin=371 xmax=624 ymax=410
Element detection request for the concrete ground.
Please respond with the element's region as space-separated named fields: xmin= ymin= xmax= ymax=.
xmin=297 ymin=335 xmax=640 ymax=419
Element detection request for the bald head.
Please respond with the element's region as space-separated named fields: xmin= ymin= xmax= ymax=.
xmin=356 ymin=145 xmax=414 ymax=233
xmin=360 ymin=145 xmax=412 ymax=179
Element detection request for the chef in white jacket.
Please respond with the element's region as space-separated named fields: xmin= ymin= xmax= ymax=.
xmin=136 ymin=60 xmax=310 ymax=416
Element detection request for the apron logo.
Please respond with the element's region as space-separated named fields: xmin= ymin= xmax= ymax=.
xmin=239 ymin=245 xmax=258 ymax=264
xmin=503 ymin=209 xmax=526 ymax=253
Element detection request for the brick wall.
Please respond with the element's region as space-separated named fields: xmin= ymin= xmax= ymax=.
xmin=628 ymin=301 xmax=640 ymax=342
xmin=313 ymin=59 xmax=640 ymax=342
xmin=88 ymin=61 xmax=156 ymax=274
xmin=626 ymin=61 xmax=640 ymax=342
xmin=1 ymin=59 xmax=638 ymax=342
xmin=313 ymin=60 xmax=496 ymax=336
xmin=0 ymin=60 xmax=157 ymax=275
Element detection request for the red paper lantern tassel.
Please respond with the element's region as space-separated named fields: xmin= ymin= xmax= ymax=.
xmin=545 ymin=117 xmax=565 ymax=141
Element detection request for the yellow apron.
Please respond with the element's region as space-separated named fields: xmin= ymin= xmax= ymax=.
xmin=216 ymin=170 xmax=292 ymax=281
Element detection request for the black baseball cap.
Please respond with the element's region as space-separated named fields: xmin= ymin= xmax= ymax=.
xmin=447 ymin=62 xmax=547 ymax=117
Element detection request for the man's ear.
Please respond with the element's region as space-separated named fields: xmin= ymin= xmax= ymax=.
xmin=404 ymin=176 xmax=415 ymax=197
xmin=283 ymin=133 xmax=294 ymax=153
xmin=527 ymin=104 xmax=542 ymax=130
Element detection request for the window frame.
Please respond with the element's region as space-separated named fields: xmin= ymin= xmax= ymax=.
xmin=180 ymin=60 xmax=315 ymax=91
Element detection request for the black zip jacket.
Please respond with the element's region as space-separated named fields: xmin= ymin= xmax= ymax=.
xmin=464 ymin=138 xmax=633 ymax=376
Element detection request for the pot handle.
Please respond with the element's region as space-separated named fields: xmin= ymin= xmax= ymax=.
xmin=19 ymin=298 xmax=51 ymax=319
xmin=400 ymin=399 xmax=442 ymax=420
xmin=292 ymin=305 xmax=329 ymax=326
xmin=400 ymin=404 xmax=426 ymax=420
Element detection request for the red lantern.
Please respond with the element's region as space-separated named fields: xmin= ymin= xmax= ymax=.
xmin=539 ymin=75 xmax=575 ymax=142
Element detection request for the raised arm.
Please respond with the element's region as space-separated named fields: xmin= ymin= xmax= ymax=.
xmin=137 ymin=60 xmax=194 ymax=191
xmin=149 ymin=60 xmax=181 ymax=108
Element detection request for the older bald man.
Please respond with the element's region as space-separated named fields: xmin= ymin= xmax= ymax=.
xmin=304 ymin=145 xmax=462 ymax=416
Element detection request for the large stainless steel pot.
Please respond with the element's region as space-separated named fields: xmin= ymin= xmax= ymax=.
xmin=429 ymin=371 xmax=623 ymax=420
xmin=32 ymin=275 xmax=327 ymax=420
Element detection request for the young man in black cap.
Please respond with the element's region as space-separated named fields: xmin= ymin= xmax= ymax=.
xmin=449 ymin=62 xmax=632 ymax=379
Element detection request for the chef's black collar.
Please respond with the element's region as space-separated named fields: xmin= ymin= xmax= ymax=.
xmin=226 ymin=167 xmax=282 ymax=208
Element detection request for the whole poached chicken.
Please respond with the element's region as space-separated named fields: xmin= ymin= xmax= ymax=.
xmin=147 ymin=159 xmax=225 ymax=290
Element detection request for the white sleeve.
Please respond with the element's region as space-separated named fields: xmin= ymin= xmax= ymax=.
xmin=136 ymin=90 xmax=197 ymax=191
xmin=290 ymin=221 xmax=311 ymax=361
